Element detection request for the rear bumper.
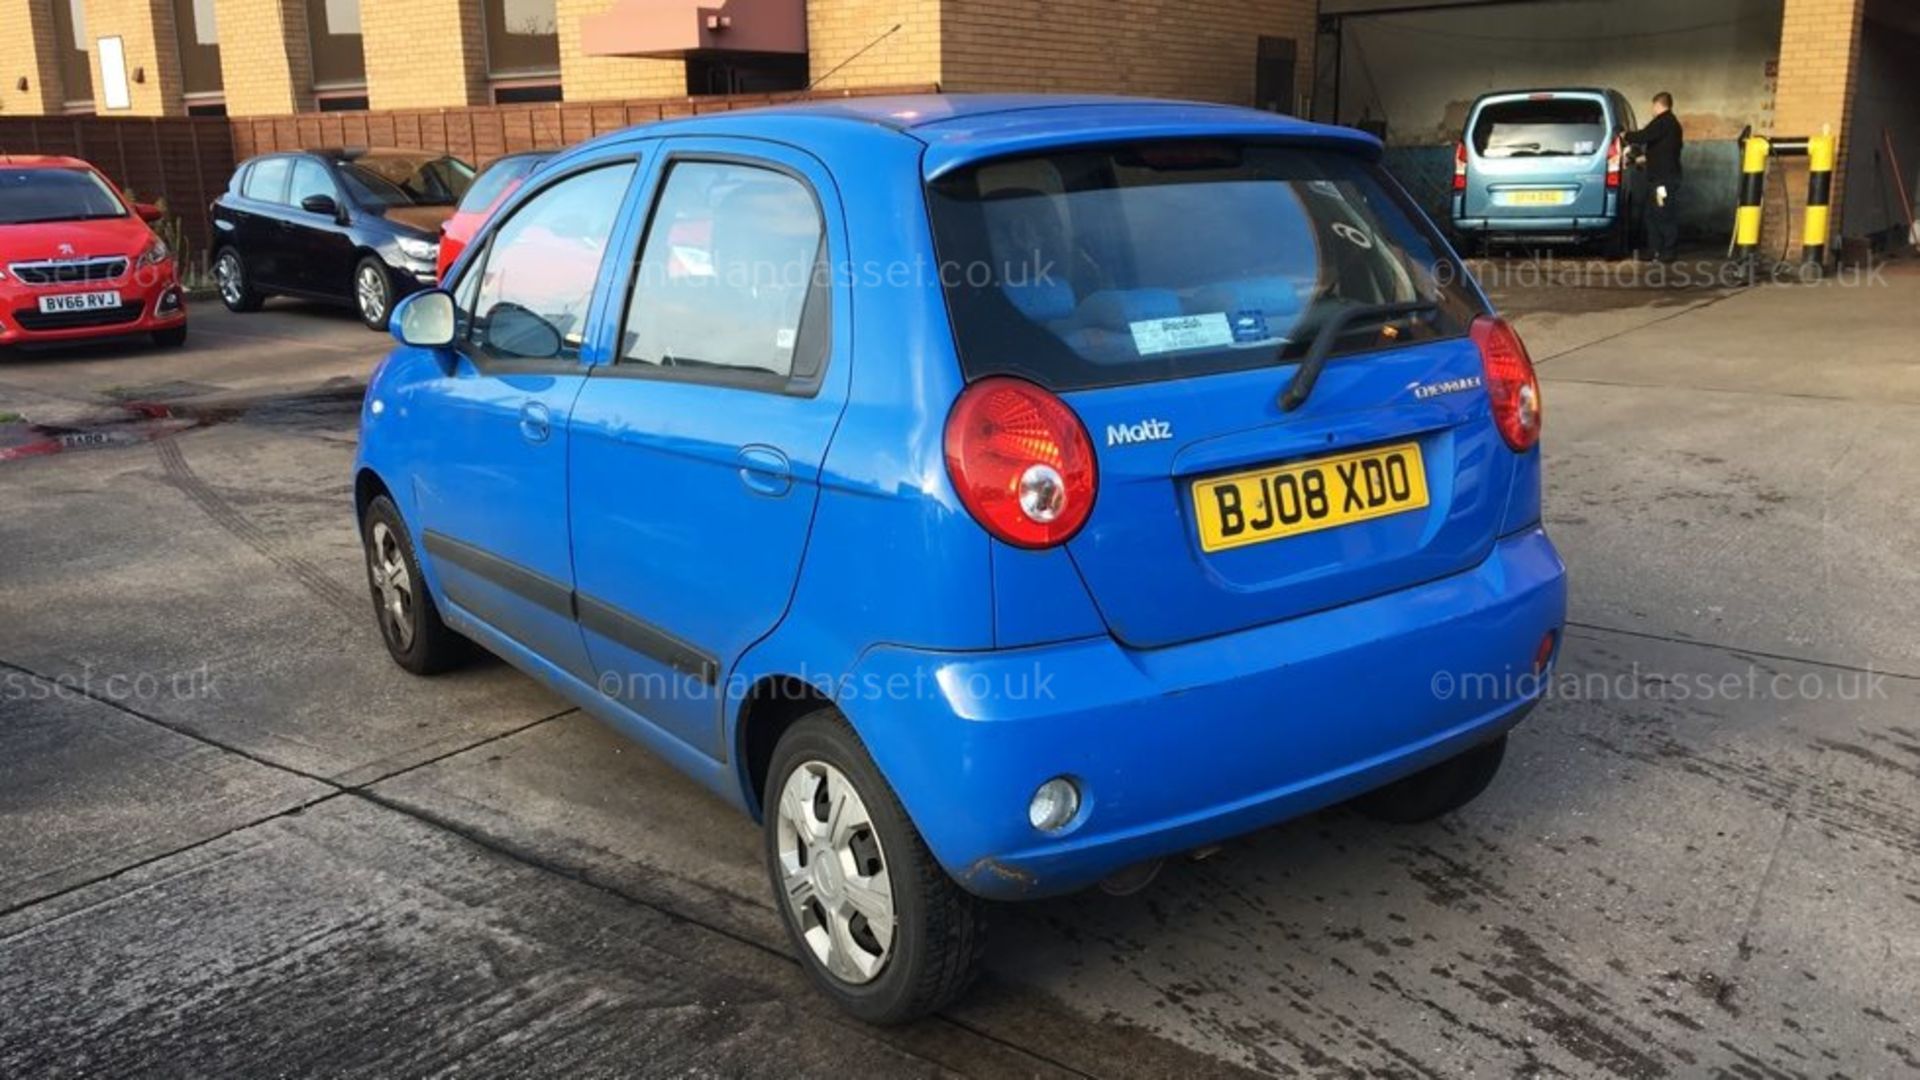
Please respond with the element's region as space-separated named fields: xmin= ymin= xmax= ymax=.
xmin=0 ymin=274 xmax=186 ymax=346
xmin=847 ymin=527 xmax=1566 ymax=900
xmin=1454 ymin=215 xmax=1618 ymax=237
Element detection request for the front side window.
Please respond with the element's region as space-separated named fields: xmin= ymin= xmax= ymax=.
xmin=289 ymin=159 xmax=335 ymax=208
xmin=618 ymin=161 xmax=827 ymax=387
xmin=927 ymin=142 xmax=1481 ymax=392
xmin=1472 ymin=98 xmax=1607 ymax=159
xmin=0 ymin=168 xmax=126 ymax=225
xmin=242 ymin=157 xmax=291 ymax=203
xmin=463 ymin=163 xmax=636 ymax=363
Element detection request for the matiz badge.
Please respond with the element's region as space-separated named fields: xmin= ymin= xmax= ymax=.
xmin=1410 ymin=375 xmax=1483 ymax=400
xmin=1107 ymin=418 xmax=1173 ymax=447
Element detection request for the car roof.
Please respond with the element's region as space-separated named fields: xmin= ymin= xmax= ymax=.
xmin=0 ymin=154 xmax=94 ymax=170
xmin=566 ymin=93 xmax=1382 ymax=179
xmin=1471 ymin=88 xmax=1620 ymax=105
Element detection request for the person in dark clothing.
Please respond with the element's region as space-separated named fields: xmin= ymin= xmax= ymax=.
xmin=1624 ymin=92 xmax=1685 ymax=262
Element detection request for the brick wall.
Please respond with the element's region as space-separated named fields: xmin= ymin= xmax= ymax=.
xmin=1768 ymin=0 xmax=1865 ymax=257
xmin=808 ymin=0 xmax=941 ymax=90
xmin=940 ymin=0 xmax=1317 ymax=105
xmin=0 ymin=0 xmax=66 ymax=115
xmin=213 ymin=0 xmax=314 ymax=116
xmin=82 ymin=0 xmax=184 ymax=115
xmin=556 ymin=0 xmax=687 ymax=101
xmin=362 ymin=0 xmax=487 ymax=110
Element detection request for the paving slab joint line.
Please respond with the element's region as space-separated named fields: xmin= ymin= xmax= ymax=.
xmin=1534 ymin=288 xmax=1742 ymax=364
xmin=1565 ymin=621 xmax=1920 ymax=682
xmin=0 ymin=657 xmax=1087 ymax=1076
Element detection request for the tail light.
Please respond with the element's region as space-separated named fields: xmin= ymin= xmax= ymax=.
xmin=945 ymin=377 xmax=1097 ymax=548
xmin=1606 ymin=134 xmax=1622 ymax=190
xmin=1452 ymin=141 xmax=1468 ymax=193
xmin=1471 ymin=316 xmax=1542 ymax=452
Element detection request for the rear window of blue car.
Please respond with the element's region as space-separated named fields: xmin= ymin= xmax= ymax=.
xmin=1472 ymin=98 xmax=1607 ymax=158
xmin=926 ymin=142 xmax=1482 ymax=392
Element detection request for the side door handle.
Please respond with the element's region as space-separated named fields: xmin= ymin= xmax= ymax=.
xmin=519 ymin=400 xmax=552 ymax=444
xmin=737 ymin=445 xmax=792 ymax=497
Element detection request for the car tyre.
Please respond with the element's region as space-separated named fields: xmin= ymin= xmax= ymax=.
xmin=764 ymin=709 xmax=984 ymax=1024
xmin=213 ymin=247 xmax=264 ymax=312
xmin=152 ymin=325 xmax=187 ymax=349
xmin=361 ymin=494 xmax=466 ymax=675
xmin=1352 ymin=734 xmax=1507 ymax=824
xmin=354 ymin=256 xmax=396 ymax=332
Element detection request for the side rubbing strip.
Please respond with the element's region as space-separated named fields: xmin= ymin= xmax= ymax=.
xmin=576 ymin=594 xmax=720 ymax=686
xmin=423 ymin=530 xmax=574 ymax=619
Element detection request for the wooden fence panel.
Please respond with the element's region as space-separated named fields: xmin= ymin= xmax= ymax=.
xmin=221 ymin=83 xmax=935 ymax=166
xmin=0 ymin=115 xmax=233 ymax=255
xmin=0 ymin=86 xmax=928 ymax=262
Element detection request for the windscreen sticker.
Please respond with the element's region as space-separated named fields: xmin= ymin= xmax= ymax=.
xmin=1573 ymin=139 xmax=1598 ymax=155
xmin=1229 ymin=310 xmax=1270 ymax=343
xmin=1130 ymin=313 xmax=1234 ymax=356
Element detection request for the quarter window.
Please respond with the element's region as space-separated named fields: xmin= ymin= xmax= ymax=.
xmin=463 ymin=163 xmax=636 ymax=364
xmin=243 ymin=157 xmax=291 ymax=203
xmin=619 ymin=161 xmax=827 ymax=387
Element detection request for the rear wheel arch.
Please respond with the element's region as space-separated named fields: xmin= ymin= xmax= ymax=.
xmin=354 ymin=467 xmax=394 ymax=527
xmin=737 ymin=674 xmax=840 ymax=819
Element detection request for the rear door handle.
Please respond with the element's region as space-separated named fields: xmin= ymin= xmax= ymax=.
xmin=737 ymin=445 xmax=792 ymax=497
xmin=519 ymin=401 xmax=552 ymax=444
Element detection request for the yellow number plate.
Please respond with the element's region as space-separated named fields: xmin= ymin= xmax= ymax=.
xmin=1506 ymin=189 xmax=1570 ymax=206
xmin=1192 ymin=442 xmax=1429 ymax=553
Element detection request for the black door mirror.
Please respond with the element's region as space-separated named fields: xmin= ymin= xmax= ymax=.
xmin=300 ymin=193 xmax=340 ymax=218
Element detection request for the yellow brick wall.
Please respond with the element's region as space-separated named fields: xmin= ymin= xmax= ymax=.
xmin=1 ymin=0 xmax=66 ymax=114
xmin=556 ymin=0 xmax=684 ymax=101
xmin=214 ymin=0 xmax=313 ymax=115
xmin=807 ymin=0 xmax=941 ymax=91
xmin=940 ymin=0 xmax=1316 ymax=105
xmin=362 ymin=0 xmax=487 ymax=109
xmin=1769 ymin=0 xmax=1864 ymax=256
xmin=82 ymin=0 xmax=183 ymax=114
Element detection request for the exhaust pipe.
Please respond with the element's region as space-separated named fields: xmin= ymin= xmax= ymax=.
xmin=1098 ymin=858 xmax=1164 ymax=896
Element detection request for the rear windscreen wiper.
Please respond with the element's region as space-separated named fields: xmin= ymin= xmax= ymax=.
xmin=1278 ymin=299 xmax=1440 ymax=413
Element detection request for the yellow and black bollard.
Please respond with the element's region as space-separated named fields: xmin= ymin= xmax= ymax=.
xmin=1802 ymin=126 xmax=1836 ymax=270
xmin=1734 ymin=134 xmax=1770 ymax=276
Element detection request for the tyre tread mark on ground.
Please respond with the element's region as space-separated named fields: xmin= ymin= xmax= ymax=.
xmin=154 ymin=436 xmax=363 ymax=617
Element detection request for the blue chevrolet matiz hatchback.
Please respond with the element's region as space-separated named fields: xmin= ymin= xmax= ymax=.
xmin=355 ymin=95 xmax=1566 ymax=1022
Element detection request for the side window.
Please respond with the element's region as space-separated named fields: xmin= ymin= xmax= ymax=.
xmin=243 ymin=157 xmax=291 ymax=203
xmin=289 ymin=159 xmax=335 ymax=208
xmin=619 ymin=161 xmax=828 ymax=388
xmin=463 ymin=163 xmax=636 ymax=364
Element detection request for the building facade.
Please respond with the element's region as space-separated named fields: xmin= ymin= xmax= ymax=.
xmin=0 ymin=0 xmax=1318 ymax=117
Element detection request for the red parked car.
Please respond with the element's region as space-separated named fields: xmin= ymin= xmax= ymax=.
xmin=0 ymin=155 xmax=187 ymax=351
xmin=435 ymin=150 xmax=552 ymax=279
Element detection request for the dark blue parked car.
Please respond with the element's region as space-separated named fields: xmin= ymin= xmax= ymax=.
xmin=354 ymin=94 xmax=1567 ymax=1022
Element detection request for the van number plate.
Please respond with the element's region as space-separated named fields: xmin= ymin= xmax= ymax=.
xmin=1504 ymin=190 xmax=1572 ymax=206
xmin=1192 ymin=442 xmax=1429 ymax=553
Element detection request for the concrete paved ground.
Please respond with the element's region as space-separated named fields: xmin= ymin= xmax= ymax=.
xmin=2 ymin=270 xmax=1916 ymax=1077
